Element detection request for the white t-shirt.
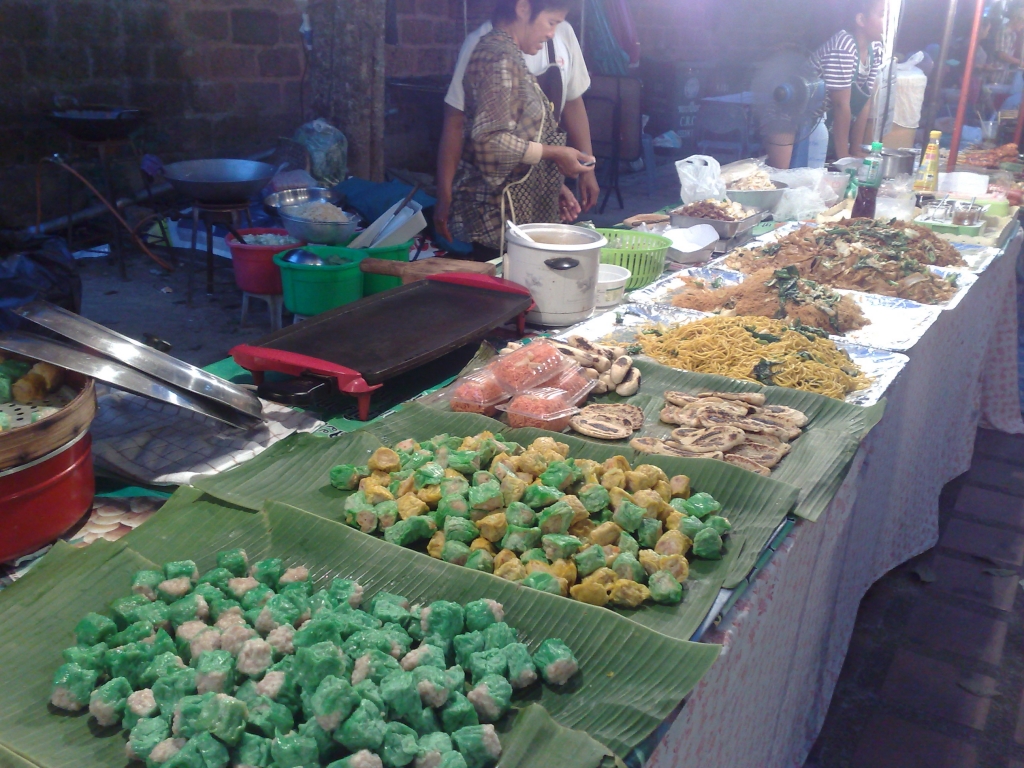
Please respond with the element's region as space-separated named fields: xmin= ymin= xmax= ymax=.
xmin=444 ymin=21 xmax=591 ymax=114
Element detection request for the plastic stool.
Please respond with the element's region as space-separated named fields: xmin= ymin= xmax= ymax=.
xmin=240 ymin=292 xmax=283 ymax=332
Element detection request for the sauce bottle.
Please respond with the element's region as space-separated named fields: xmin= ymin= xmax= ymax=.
xmin=851 ymin=142 xmax=883 ymax=218
xmin=913 ymin=131 xmax=942 ymax=192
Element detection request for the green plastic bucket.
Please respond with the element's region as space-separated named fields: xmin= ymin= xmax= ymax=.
xmin=335 ymin=240 xmax=414 ymax=296
xmin=272 ymin=249 xmax=364 ymax=316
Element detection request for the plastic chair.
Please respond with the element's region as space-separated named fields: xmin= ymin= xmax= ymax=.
xmin=240 ymin=292 xmax=284 ymax=332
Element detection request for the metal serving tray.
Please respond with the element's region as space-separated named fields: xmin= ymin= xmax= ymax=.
xmin=0 ymin=332 xmax=257 ymax=428
xmin=669 ymin=209 xmax=768 ymax=240
xmin=13 ymin=300 xmax=263 ymax=421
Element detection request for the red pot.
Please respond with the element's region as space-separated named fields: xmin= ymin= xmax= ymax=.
xmin=227 ymin=228 xmax=303 ymax=295
xmin=0 ymin=431 xmax=95 ymax=563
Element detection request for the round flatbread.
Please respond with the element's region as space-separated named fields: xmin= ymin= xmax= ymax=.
xmin=723 ymin=453 xmax=771 ymax=476
xmin=698 ymin=391 xmax=766 ymax=406
xmin=570 ymin=413 xmax=633 ymax=440
xmin=757 ymin=404 xmax=808 ymax=428
xmin=664 ymin=391 xmax=699 ymax=407
xmin=631 ymin=437 xmax=721 ymax=459
xmin=578 ymin=403 xmax=644 ymax=430
xmin=727 ymin=442 xmax=785 ymax=469
xmin=674 ymin=425 xmax=746 ymax=453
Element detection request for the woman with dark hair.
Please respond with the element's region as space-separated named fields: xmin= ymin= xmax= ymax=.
xmin=447 ymin=0 xmax=596 ymax=259
xmin=765 ymin=0 xmax=885 ymax=168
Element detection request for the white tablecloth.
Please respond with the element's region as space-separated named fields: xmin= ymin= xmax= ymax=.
xmin=650 ymin=229 xmax=1024 ymax=768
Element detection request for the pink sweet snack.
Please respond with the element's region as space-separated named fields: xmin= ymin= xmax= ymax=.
xmin=498 ymin=388 xmax=578 ymax=431
xmin=490 ymin=340 xmax=572 ymax=394
xmin=549 ymin=364 xmax=596 ymax=406
xmin=450 ymin=368 xmax=510 ymax=416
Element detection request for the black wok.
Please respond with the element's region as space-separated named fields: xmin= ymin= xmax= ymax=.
xmin=47 ymin=106 xmax=147 ymax=142
xmin=161 ymin=159 xmax=276 ymax=204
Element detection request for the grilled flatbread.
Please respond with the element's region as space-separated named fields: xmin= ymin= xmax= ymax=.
xmin=727 ymin=442 xmax=786 ymax=469
xmin=578 ymin=403 xmax=644 ymax=430
xmin=742 ymin=413 xmax=802 ymax=440
xmin=674 ymin=425 xmax=746 ymax=453
xmin=757 ymin=404 xmax=808 ymax=428
xmin=694 ymin=404 xmax=748 ymax=427
xmin=698 ymin=391 xmax=766 ymax=406
xmin=569 ymin=413 xmax=633 ymax=440
xmin=664 ymin=391 xmax=699 ymax=407
xmin=743 ymin=432 xmax=792 ymax=456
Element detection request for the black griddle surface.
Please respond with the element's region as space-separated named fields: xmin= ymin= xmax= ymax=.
xmin=255 ymin=279 xmax=531 ymax=384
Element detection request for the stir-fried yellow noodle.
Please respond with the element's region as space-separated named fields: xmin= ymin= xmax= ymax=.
xmin=634 ymin=316 xmax=871 ymax=399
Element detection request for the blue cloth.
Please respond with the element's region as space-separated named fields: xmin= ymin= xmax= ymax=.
xmin=334 ymin=179 xmax=436 ymax=224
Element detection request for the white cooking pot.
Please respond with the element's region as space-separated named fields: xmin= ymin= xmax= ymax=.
xmin=504 ymin=223 xmax=608 ymax=326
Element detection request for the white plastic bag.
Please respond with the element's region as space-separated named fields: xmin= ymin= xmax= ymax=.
xmin=675 ymin=155 xmax=727 ymax=204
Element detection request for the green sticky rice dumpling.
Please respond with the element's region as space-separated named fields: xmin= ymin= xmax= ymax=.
xmin=447 ymin=450 xmax=482 ymax=475
xmin=539 ymin=460 xmax=581 ymax=491
xmin=521 ymin=484 xmax=563 ymax=510
xmin=452 ymin=724 xmax=502 ymax=768
xmin=328 ymin=578 xmax=365 ymax=609
xmin=441 ymin=540 xmax=471 ymax=566
xmin=351 ymin=649 xmax=402 ymax=686
xmin=519 ymin=548 xmax=547 ymax=565
xmin=163 ymin=560 xmax=199 ymax=583
xmin=611 ymin=501 xmax=645 ymax=533
xmin=330 ymin=464 xmax=366 ymax=491
xmin=415 ymin=462 xmax=446 ymax=489
xmin=637 ymin=518 xmax=663 ymax=549
xmin=270 ymin=731 xmax=319 ymax=768
xmin=195 ymin=693 xmax=248 ymax=745
xmin=63 ymin=642 xmax=108 ymax=671
xmin=467 ymin=481 xmax=503 ymax=512
xmin=173 ymin=693 xmax=214 ymax=738
xmin=381 ymin=721 xmax=420 ymax=767
xmin=612 ymin=552 xmax=645 ymax=583
xmin=692 ymin=527 xmax=724 ymax=560
xmin=467 ymin=649 xmax=507 ymax=684
xmin=422 ymin=601 xmax=464 ymax=639
xmin=217 ymin=549 xmax=249 ymax=578
xmin=537 ymin=501 xmax=573 ymax=535
xmin=680 ymin=492 xmax=721 ymax=519
xmin=464 ymin=550 xmax=494 ymax=573
xmin=501 ymin=643 xmax=537 ymax=689
xmin=573 ymin=545 xmax=607 ymax=578
xmin=127 ymin=716 xmax=170 ymax=762
xmin=521 ymin=571 xmax=562 ymax=596
xmin=233 ymin=733 xmax=271 ymax=768
xmin=499 ymin=525 xmax=540 ymax=554
xmin=706 ymin=515 xmax=733 ymax=536
xmin=88 ymin=676 xmax=133 ymax=726
xmin=310 ymin=675 xmax=360 ymax=732
xmin=531 ymin=639 xmax=578 ymax=686
xmin=679 ymin=515 xmax=706 ymax=540
xmin=74 ymin=612 xmax=117 ymax=646
xmin=502 ymin=501 xmax=535 ymax=528
xmin=153 ymin=668 xmax=198 ymax=716
xmin=334 ymin=699 xmax=388 ymax=752
xmin=440 ymin=692 xmax=478 ymax=733
xmin=463 ymin=600 xmax=503 ymax=633
xmin=577 ymin=483 xmax=610 ymax=514
xmin=647 ymin=570 xmax=684 ymax=605
xmin=444 ymin=517 xmax=479 ymax=544
xmin=132 ymin=570 xmax=166 ymax=601
xmin=616 ymin=532 xmax=639 ymax=559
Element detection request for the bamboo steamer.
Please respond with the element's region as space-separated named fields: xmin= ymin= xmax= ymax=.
xmin=0 ymin=373 xmax=96 ymax=471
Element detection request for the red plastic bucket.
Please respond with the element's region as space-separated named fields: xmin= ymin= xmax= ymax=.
xmin=226 ymin=228 xmax=303 ymax=295
xmin=0 ymin=431 xmax=95 ymax=562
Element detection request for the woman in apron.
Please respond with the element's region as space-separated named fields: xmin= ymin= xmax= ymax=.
xmin=765 ymin=0 xmax=885 ymax=169
xmin=448 ymin=0 xmax=596 ymax=261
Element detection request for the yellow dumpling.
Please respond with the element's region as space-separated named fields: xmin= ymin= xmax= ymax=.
xmin=427 ymin=531 xmax=446 ymax=559
xmin=477 ymin=512 xmax=508 ymax=543
xmin=608 ymin=579 xmax=651 ymax=608
xmin=367 ymin=447 xmax=401 ymax=473
xmin=570 ymin=581 xmax=609 ymax=606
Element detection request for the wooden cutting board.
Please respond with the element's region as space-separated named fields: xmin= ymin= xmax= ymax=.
xmin=359 ymin=256 xmax=495 ymax=284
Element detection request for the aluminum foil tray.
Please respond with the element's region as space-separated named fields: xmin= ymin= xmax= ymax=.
xmin=834 ymin=291 xmax=942 ymax=351
xmin=631 ymin=267 xmax=942 ymax=352
xmin=951 ymin=243 xmax=1002 ymax=273
xmin=928 ymin=265 xmax=977 ymax=310
xmin=557 ymin=303 xmax=907 ymax=407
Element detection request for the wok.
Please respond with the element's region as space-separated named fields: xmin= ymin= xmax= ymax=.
xmin=161 ymin=159 xmax=276 ymax=203
xmin=47 ymin=106 xmax=146 ymax=142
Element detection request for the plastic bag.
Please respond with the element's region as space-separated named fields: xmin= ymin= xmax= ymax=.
xmin=675 ymin=155 xmax=726 ymax=204
xmin=292 ymin=119 xmax=348 ymax=186
xmin=0 ymin=236 xmax=81 ymax=331
xmin=773 ymin=186 xmax=829 ymax=221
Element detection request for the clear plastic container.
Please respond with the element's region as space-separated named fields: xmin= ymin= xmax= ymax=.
xmin=548 ymin=364 xmax=596 ymax=406
xmin=449 ymin=369 xmax=510 ymax=416
xmin=497 ymin=388 xmax=578 ymax=431
xmin=490 ymin=339 xmax=573 ymax=394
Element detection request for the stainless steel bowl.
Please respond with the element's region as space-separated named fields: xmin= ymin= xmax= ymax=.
xmin=278 ymin=210 xmax=359 ymax=245
xmin=725 ymin=182 xmax=788 ymax=213
xmin=281 ymin=248 xmax=326 ymax=266
xmin=263 ymin=187 xmax=338 ymax=210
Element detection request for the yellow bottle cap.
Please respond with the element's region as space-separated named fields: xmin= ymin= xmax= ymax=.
xmin=930 ymin=130 xmax=942 ymax=139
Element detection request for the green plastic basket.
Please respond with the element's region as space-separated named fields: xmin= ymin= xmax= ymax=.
xmin=273 ymin=250 xmax=364 ymax=316
xmin=334 ymin=240 xmax=415 ymax=296
xmin=596 ymin=229 xmax=671 ymax=290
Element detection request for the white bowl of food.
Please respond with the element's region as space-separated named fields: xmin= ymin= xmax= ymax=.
xmin=596 ymin=264 xmax=632 ymax=307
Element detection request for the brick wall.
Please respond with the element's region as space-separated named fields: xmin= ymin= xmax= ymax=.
xmin=0 ymin=0 xmax=307 ymax=229
xmin=384 ymin=0 xmax=488 ymax=78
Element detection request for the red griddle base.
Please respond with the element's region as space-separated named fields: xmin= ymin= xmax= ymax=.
xmin=231 ymin=273 xmax=533 ymax=420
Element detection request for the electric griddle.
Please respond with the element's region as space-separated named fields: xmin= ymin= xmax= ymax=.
xmin=230 ymin=273 xmax=533 ymax=420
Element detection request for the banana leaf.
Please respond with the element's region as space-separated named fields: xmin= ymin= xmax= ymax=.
xmin=187 ymin=402 xmax=799 ymax=634
xmin=422 ymin=358 xmax=884 ymax=523
xmin=0 ymin=498 xmax=720 ymax=767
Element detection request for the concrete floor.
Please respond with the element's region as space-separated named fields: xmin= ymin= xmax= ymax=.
xmin=75 ymin=158 xmax=684 ymax=368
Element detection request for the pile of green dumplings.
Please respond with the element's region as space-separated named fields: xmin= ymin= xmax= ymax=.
xmin=51 ymin=550 xmax=580 ymax=768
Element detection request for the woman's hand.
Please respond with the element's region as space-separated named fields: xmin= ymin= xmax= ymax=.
xmin=558 ymin=185 xmax=581 ymax=222
xmin=543 ymin=145 xmax=596 ymax=178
